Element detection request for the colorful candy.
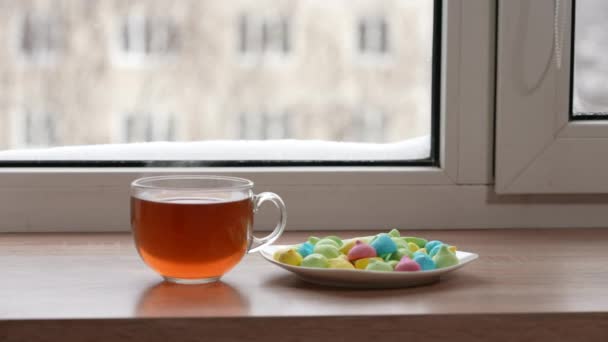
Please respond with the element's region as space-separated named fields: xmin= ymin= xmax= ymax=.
xmin=273 ymin=249 xmax=303 ymax=266
xmin=433 ymin=245 xmax=459 ymax=268
xmin=402 ymin=236 xmax=428 ymax=248
xmin=394 ymin=257 xmax=422 ymax=272
xmin=339 ymin=239 xmax=357 ymax=255
xmin=308 ymin=236 xmax=320 ymax=245
xmin=324 ymin=235 xmax=344 ymax=247
xmin=347 ymin=240 xmax=377 ymax=261
xmin=407 ymin=242 xmax=420 ymax=252
xmin=365 ymin=259 xmax=393 ymax=272
xmin=354 ymin=257 xmax=383 ymax=269
xmin=328 ymin=257 xmax=356 ymax=269
xmin=313 ymin=244 xmax=341 ymax=259
xmin=301 ymin=253 xmax=329 ymax=268
xmin=316 ymin=238 xmax=340 ymax=249
xmin=413 ymin=254 xmax=436 ymax=271
xmin=389 ymin=248 xmax=413 ymax=261
xmin=425 ymin=240 xmax=443 ymax=255
xmin=429 ymin=244 xmax=443 ymax=257
xmin=370 ymin=233 xmax=398 ymax=256
xmin=273 ymin=229 xmax=462 ymax=272
xmin=297 ymin=242 xmax=314 ymax=258
xmin=388 ymin=229 xmax=401 ymax=237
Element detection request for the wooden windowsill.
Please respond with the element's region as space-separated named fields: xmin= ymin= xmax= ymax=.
xmin=1 ymin=229 xmax=608 ymax=341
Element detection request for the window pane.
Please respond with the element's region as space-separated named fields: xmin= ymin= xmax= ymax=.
xmin=572 ymin=0 xmax=608 ymax=117
xmin=0 ymin=0 xmax=437 ymax=164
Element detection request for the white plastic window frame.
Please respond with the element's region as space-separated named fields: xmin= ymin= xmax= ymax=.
xmin=495 ymin=0 xmax=608 ymax=194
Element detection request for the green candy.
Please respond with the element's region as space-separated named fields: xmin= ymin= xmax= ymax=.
xmin=387 ymin=260 xmax=399 ymax=269
xmin=313 ymin=244 xmax=340 ymax=259
xmin=307 ymin=236 xmax=321 ymax=245
xmin=432 ymin=245 xmax=459 ymax=269
xmin=391 ymin=237 xmax=409 ymax=249
xmin=316 ymin=238 xmax=340 ymax=249
xmin=389 ymin=248 xmax=412 ymax=261
xmin=301 ymin=253 xmax=329 ymax=268
xmin=402 ymin=236 xmax=428 ymax=249
xmin=365 ymin=259 xmax=393 ymax=272
xmin=323 ymin=235 xmax=344 ymax=247
xmin=388 ymin=229 xmax=401 ymax=237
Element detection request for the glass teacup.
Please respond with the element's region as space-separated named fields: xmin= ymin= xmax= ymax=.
xmin=130 ymin=175 xmax=286 ymax=284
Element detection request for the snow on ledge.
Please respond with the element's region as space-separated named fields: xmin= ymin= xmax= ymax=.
xmin=0 ymin=135 xmax=430 ymax=161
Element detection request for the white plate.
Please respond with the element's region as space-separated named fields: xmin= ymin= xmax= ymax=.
xmin=260 ymin=245 xmax=479 ymax=289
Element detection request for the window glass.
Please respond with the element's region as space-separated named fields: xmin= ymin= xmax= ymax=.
xmin=572 ymin=0 xmax=608 ymax=118
xmin=0 ymin=0 xmax=438 ymax=164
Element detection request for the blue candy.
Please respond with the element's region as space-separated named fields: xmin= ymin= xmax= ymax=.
xmin=425 ymin=240 xmax=443 ymax=254
xmin=429 ymin=244 xmax=444 ymax=257
xmin=370 ymin=233 xmax=398 ymax=256
xmin=297 ymin=242 xmax=314 ymax=258
xmin=412 ymin=251 xmax=427 ymax=259
xmin=413 ymin=254 xmax=436 ymax=271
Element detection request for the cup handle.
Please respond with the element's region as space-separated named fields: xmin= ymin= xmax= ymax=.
xmin=247 ymin=192 xmax=287 ymax=253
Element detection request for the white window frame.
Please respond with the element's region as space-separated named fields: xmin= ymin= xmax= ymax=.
xmin=4 ymin=1 xmax=608 ymax=232
xmin=496 ymin=0 xmax=608 ymax=193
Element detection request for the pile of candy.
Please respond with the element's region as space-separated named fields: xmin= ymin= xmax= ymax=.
xmin=273 ymin=229 xmax=459 ymax=272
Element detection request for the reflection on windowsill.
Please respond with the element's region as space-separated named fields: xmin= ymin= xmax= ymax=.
xmin=135 ymin=280 xmax=250 ymax=318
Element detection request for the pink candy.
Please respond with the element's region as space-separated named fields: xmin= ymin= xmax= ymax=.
xmin=394 ymin=257 xmax=421 ymax=272
xmin=347 ymin=240 xmax=377 ymax=261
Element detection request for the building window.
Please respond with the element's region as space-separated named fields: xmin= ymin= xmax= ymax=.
xmin=11 ymin=111 xmax=57 ymax=148
xmin=120 ymin=14 xmax=178 ymax=60
xmin=239 ymin=112 xmax=291 ymax=139
xmin=239 ymin=15 xmax=290 ymax=56
xmin=121 ymin=113 xmax=176 ymax=143
xmin=19 ymin=12 xmax=61 ymax=63
xmin=358 ymin=17 xmax=389 ymax=55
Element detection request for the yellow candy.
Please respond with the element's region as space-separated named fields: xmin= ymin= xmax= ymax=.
xmin=328 ymin=257 xmax=355 ymax=269
xmin=418 ymin=248 xmax=428 ymax=255
xmin=408 ymin=242 xmax=419 ymax=252
xmin=339 ymin=239 xmax=357 ymax=255
xmin=354 ymin=257 xmax=383 ymax=270
xmin=273 ymin=248 xmax=288 ymax=261
xmin=275 ymin=249 xmax=303 ymax=266
xmin=449 ymin=246 xmax=457 ymax=254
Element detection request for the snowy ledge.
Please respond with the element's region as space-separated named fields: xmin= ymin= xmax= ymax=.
xmin=0 ymin=136 xmax=430 ymax=161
